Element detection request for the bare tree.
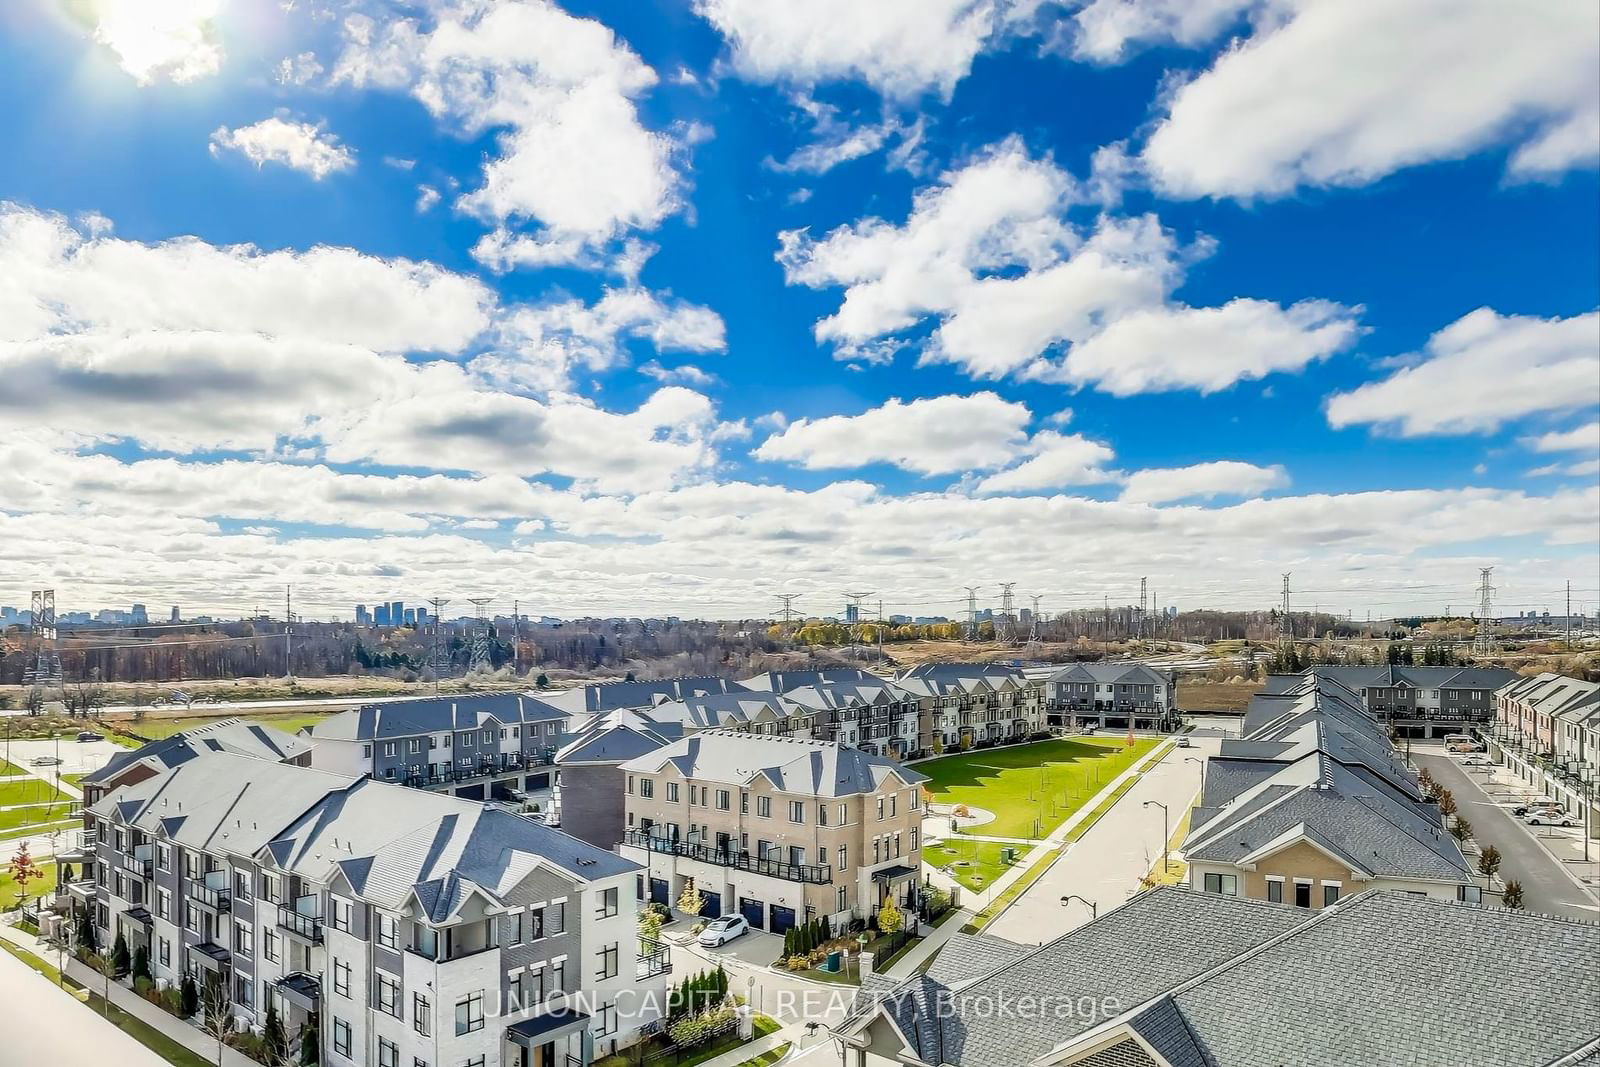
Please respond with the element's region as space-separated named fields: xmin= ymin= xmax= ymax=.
xmin=199 ymin=975 xmax=237 ymax=1066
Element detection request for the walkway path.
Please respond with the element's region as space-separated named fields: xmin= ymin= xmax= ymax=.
xmin=0 ymin=937 xmax=174 ymax=1067
xmin=984 ymin=737 xmax=1207 ymax=945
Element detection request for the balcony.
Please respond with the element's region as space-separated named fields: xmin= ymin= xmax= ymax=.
xmin=622 ymin=830 xmax=832 ymax=885
xmin=192 ymin=882 xmax=231 ymax=912
xmin=637 ymin=940 xmax=672 ymax=981
xmin=277 ymin=904 xmax=324 ymax=944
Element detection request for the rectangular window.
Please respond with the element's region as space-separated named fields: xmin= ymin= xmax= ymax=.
xmin=740 ymin=791 xmax=749 ymax=814
xmin=597 ymin=943 xmax=619 ymax=981
xmin=666 ymin=782 xmax=679 ymax=803
xmin=413 ymin=992 xmax=431 ymax=1036
xmin=529 ymin=906 xmax=545 ymax=941
xmin=263 ymin=928 xmax=279 ymax=963
xmin=376 ymin=912 xmax=398 ymax=949
xmin=509 ymin=911 xmax=523 ymax=945
xmin=838 ymin=843 xmax=847 ymax=870
xmin=716 ymin=789 xmax=731 ymax=811
xmin=1323 ymin=884 xmax=1341 ymax=908
xmin=597 ymin=887 xmax=618 ymax=918
xmin=817 ymin=803 xmax=828 ymax=826
xmin=876 ymin=797 xmax=885 ymax=820
xmin=377 ymin=973 xmax=401 ymax=1017
xmin=234 ymin=919 xmax=252 ymax=957
xmin=890 ymin=795 xmax=897 ymax=818
xmin=158 ymin=938 xmax=170 ymax=968
xmin=233 ymin=869 xmax=251 ymax=901
xmin=837 ymin=887 xmax=847 ymax=912
xmin=333 ymin=958 xmax=350 ymax=998
xmin=1266 ymin=878 xmax=1283 ymax=904
xmin=157 ymin=888 xmax=171 ymax=921
xmin=383 ymin=742 xmax=398 ymax=757
xmin=333 ymin=1019 xmax=351 ymax=1058
xmin=1203 ymin=873 xmax=1237 ymax=896
xmin=236 ymin=974 xmax=254 ymax=1007
xmin=757 ymin=796 xmax=771 ymax=818
xmin=1293 ymin=882 xmax=1312 ymax=909
xmin=788 ymin=800 xmax=804 ymax=824
xmin=593 ymin=1001 xmax=617 ymax=1039
xmin=157 ymin=845 xmax=170 ymax=871
xmin=910 ymin=827 xmax=919 ymax=851
xmin=640 ymin=778 xmax=654 ymax=799
xmin=378 ymin=1039 xmax=398 ymax=1067
xmin=455 ymin=991 xmax=484 ymax=1035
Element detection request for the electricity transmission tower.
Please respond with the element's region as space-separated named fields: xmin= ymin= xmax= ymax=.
xmin=467 ymin=597 xmax=496 ymax=674
xmin=22 ymin=589 xmax=62 ymax=697
xmin=964 ymin=587 xmax=981 ymax=641
xmin=1030 ymin=596 xmax=1043 ymax=642
xmin=774 ymin=594 xmax=801 ymax=627
xmin=1473 ymin=568 xmax=1496 ymax=655
xmin=1279 ymin=573 xmax=1293 ymax=645
xmin=427 ymin=597 xmax=452 ymax=690
xmin=997 ymin=582 xmax=1017 ymax=642
xmin=1137 ymin=577 xmax=1149 ymax=641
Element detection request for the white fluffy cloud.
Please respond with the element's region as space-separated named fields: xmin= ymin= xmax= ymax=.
xmin=780 ymin=138 xmax=1357 ymax=389
xmin=975 ymin=432 xmax=1118 ymax=493
xmin=1326 ymin=308 xmax=1600 ymax=436
xmin=1065 ymin=0 xmax=1254 ymax=63
xmin=754 ymin=393 xmax=1034 ymax=475
xmin=84 ymin=0 xmax=224 ymax=86
xmin=1120 ymin=461 xmax=1289 ymax=504
xmin=1525 ymin=422 xmax=1600 ymax=454
xmin=335 ymin=1 xmax=686 ymax=267
xmin=1141 ymin=0 xmax=1600 ymax=198
xmin=1054 ymin=298 xmax=1360 ymax=395
xmin=210 ymin=117 xmax=356 ymax=180
xmin=695 ymin=0 xmax=1025 ymax=100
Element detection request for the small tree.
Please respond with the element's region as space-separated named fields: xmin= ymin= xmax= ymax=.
xmin=639 ymin=906 xmax=664 ymax=952
xmin=877 ymin=899 xmax=904 ymax=939
xmin=1478 ymin=844 xmax=1502 ymax=880
xmin=76 ymin=908 xmax=99 ymax=954
xmin=1449 ymin=817 xmax=1473 ymax=844
xmin=676 ymin=879 xmax=705 ymax=919
xmin=180 ymin=972 xmax=200 ymax=1018
xmin=1435 ymin=789 xmax=1457 ymax=820
xmin=112 ymin=930 xmax=131 ymax=976
xmin=200 ymin=975 xmax=237 ymax=1066
xmin=535 ymin=673 xmax=549 ymax=688
xmin=86 ymin=952 xmax=117 ymax=1018
xmin=1502 ymin=880 xmax=1524 ymax=910
xmin=132 ymin=944 xmax=152 ymax=983
xmin=6 ymin=841 xmax=43 ymax=908
xmin=263 ymin=1001 xmax=288 ymax=1063
xmin=300 ymin=1017 xmax=320 ymax=1066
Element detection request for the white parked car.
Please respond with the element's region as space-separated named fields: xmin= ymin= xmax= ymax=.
xmin=1458 ymin=755 xmax=1493 ymax=767
xmin=1524 ymin=806 xmax=1577 ymax=828
xmin=30 ymin=755 xmax=62 ymax=767
xmin=697 ymin=915 xmax=750 ymax=947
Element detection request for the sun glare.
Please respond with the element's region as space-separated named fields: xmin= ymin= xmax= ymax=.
xmin=83 ymin=0 xmax=224 ymax=86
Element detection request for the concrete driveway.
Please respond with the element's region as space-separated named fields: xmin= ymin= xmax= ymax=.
xmin=1 ymin=737 xmax=127 ymax=797
xmin=669 ymin=924 xmax=857 ymax=1027
xmin=985 ymin=737 xmax=1213 ymax=945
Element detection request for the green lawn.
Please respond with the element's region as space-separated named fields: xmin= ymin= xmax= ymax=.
xmin=128 ymin=711 xmax=331 ymax=740
xmin=594 ymin=1014 xmax=781 ymax=1067
xmin=736 ymin=1042 xmax=791 ymax=1067
xmin=922 ymin=838 xmax=1017 ymax=892
xmin=0 ymin=758 xmax=27 ymax=777
xmin=0 ymin=858 xmax=57 ymax=908
xmin=0 ymin=777 xmax=70 ymax=808
xmin=0 ymin=819 xmax=78 ymax=843
xmin=0 ymin=804 xmax=74 ymax=833
xmin=919 ymin=737 xmax=1159 ymax=839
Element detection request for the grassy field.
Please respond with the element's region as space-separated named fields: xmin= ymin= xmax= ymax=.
xmin=0 ymin=819 xmax=78 ymax=844
xmin=0 ymin=804 xmax=74 ymax=834
xmin=1176 ymin=678 xmax=1260 ymax=713
xmin=0 ymin=778 xmax=70 ymax=808
xmin=922 ymin=838 xmax=1020 ymax=891
xmin=919 ymin=737 xmax=1159 ymax=840
xmin=0 ymin=859 xmax=57 ymax=907
xmin=127 ymin=711 xmax=332 ymax=740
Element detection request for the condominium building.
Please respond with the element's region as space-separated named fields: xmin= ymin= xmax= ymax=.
xmin=892 ymin=663 xmax=1045 ymax=748
xmin=617 ymin=731 xmax=927 ymax=934
xmin=304 ymin=693 xmax=568 ymax=801
xmin=80 ymin=751 xmax=665 ymax=1067
xmin=1489 ymin=672 xmax=1600 ymax=837
xmin=1268 ymin=665 xmax=1518 ymax=737
xmin=840 ymin=886 xmax=1600 ymax=1067
xmin=78 ymin=717 xmax=312 ymax=812
xmin=1182 ymin=674 xmax=1478 ymax=906
xmin=1045 ymin=661 xmax=1178 ymax=730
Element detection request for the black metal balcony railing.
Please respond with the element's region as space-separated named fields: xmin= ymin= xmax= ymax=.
xmin=278 ymin=906 xmax=324 ymax=943
xmin=192 ymin=883 xmax=231 ymax=911
xmin=623 ymin=830 xmax=832 ymax=885
xmin=637 ymin=940 xmax=672 ymax=981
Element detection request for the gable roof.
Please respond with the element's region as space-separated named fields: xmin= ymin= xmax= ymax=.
xmin=83 ymin=717 xmax=312 ymax=786
xmin=308 ymin=692 xmax=568 ymax=742
xmin=535 ymin=677 xmax=750 ymax=715
xmin=618 ymin=729 xmax=927 ymax=796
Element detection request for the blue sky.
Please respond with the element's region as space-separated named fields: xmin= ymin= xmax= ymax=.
xmin=0 ymin=0 xmax=1596 ymax=622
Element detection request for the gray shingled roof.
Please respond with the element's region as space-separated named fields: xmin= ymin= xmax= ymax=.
xmin=83 ymin=717 xmax=312 ymax=786
xmin=1047 ymin=662 xmax=1174 ymax=687
xmin=923 ymin=932 xmax=1031 ymax=986
xmin=536 ymin=677 xmax=749 ymax=715
xmin=618 ymin=729 xmax=927 ymax=795
xmin=309 ymin=692 xmax=568 ymax=742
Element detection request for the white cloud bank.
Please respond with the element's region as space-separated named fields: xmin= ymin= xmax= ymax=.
xmin=1120 ymin=461 xmax=1289 ymax=504
xmin=210 ymin=117 xmax=355 ymax=180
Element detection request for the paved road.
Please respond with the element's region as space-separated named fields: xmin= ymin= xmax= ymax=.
xmin=985 ymin=738 xmax=1212 ymax=944
xmin=0 ymin=940 xmax=173 ymax=1067
xmin=1414 ymin=747 xmax=1598 ymax=921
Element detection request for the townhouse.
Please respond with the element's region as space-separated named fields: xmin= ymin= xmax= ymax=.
xmin=1181 ymin=674 xmax=1479 ymax=906
xmin=838 ymin=885 xmax=1600 ymax=1067
xmin=79 ymin=716 xmax=312 ymax=811
xmin=617 ymin=731 xmax=928 ymax=935
xmin=1271 ymin=665 xmax=1518 ymax=738
xmin=1490 ymin=672 xmax=1600 ymax=836
xmin=892 ymin=663 xmax=1045 ymax=749
xmin=304 ymin=693 xmax=568 ymax=802
xmin=83 ymin=751 xmax=665 ymax=1067
xmin=1044 ymin=662 xmax=1178 ymax=731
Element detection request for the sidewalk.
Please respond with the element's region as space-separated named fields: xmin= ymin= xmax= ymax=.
xmin=882 ymin=908 xmax=975 ymax=978
xmin=0 ymin=922 xmax=257 ymax=1067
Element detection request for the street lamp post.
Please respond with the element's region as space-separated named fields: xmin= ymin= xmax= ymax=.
xmin=1059 ymin=894 xmax=1097 ymax=920
xmin=1144 ymin=800 xmax=1170 ymax=877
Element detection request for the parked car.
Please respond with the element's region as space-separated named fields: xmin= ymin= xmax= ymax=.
xmin=697 ymin=915 xmax=750 ymax=947
xmin=30 ymin=755 xmax=62 ymax=767
xmin=1523 ymin=806 xmax=1577 ymax=828
xmin=76 ymin=731 xmax=103 ymax=742
xmin=1458 ymin=755 xmax=1493 ymax=767
xmin=1175 ymin=736 xmax=1192 ymax=748
xmin=1511 ymin=798 xmax=1556 ymax=817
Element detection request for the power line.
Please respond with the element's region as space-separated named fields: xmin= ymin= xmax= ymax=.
xmin=963 ymin=586 xmax=981 ymax=641
xmin=774 ymin=594 xmax=801 ymax=626
xmin=1474 ymin=567 xmax=1496 ymax=655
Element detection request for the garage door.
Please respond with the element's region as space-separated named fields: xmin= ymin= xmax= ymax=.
xmin=739 ymin=897 xmax=765 ymax=930
xmin=769 ymin=905 xmax=796 ymax=936
xmin=650 ymin=878 xmax=670 ymax=907
xmin=453 ymin=783 xmax=485 ymax=800
xmin=699 ymin=890 xmax=722 ymax=919
xmin=526 ymin=773 xmax=551 ymax=791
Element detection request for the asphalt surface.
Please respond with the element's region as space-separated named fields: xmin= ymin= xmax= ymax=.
xmin=1413 ymin=747 xmax=1598 ymax=921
